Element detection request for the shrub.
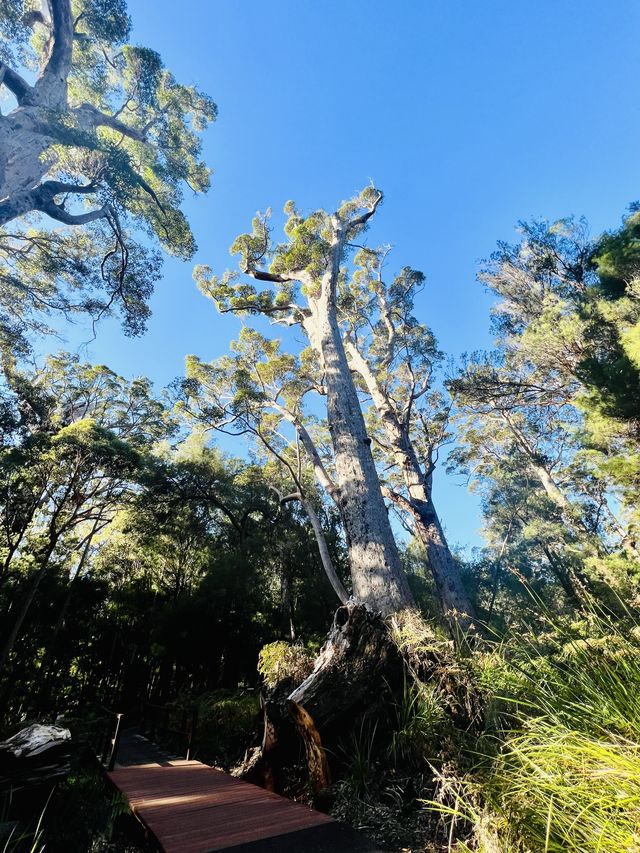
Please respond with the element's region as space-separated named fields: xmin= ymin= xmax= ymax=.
xmin=390 ymin=676 xmax=446 ymax=767
xmin=195 ymin=690 xmax=260 ymax=767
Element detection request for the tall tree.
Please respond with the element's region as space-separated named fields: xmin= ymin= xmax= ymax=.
xmin=456 ymin=211 xmax=640 ymax=607
xmin=196 ymin=188 xmax=414 ymax=614
xmin=0 ymin=0 xmax=216 ymax=345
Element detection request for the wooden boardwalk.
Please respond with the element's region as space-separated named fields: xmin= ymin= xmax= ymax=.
xmin=107 ymin=745 xmax=379 ymax=852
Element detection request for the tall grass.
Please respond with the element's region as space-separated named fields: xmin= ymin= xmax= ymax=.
xmin=0 ymin=790 xmax=50 ymax=853
xmin=494 ymin=722 xmax=640 ymax=851
xmin=390 ymin=675 xmax=446 ymax=767
xmin=427 ymin=609 xmax=640 ymax=852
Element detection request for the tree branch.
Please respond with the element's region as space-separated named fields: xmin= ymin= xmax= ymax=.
xmin=37 ymin=200 xmax=110 ymax=225
xmin=292 ymin=421 xmax=342 ymax=508
xmin=74 ymin=103 xmax=147 ymax=142
xmin=380 ymin=485 xmax=422 ymax=523
xmin=346 ymin=191 xmax=383 ymax=231
xmin=40 ymin=179 xmax=97 ymax=196
xmin=0 ymin=180 xmax=100 ymax=227
xmin=134 ymin=173 xmax=166 ymax=214
xmin=0 ymin=64 xmax=33 ymax=104
xmin=245 ymin=268 xmax=296 ymax=284
xmin=219 ymin=300 xmax=306 ymax=319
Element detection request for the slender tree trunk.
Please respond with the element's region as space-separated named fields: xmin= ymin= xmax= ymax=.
xmin=345 ymin=340 xmax=475 ymax=627
xmin=530 ymin=461 xmax=572 ymax=510
xmin=39 ymin=520 xmax=102 ymax=706
xmin=300 ymin=497 xmax=349 ymax=605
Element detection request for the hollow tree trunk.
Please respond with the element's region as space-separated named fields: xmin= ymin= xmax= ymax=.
xmin=243 ymin=604 xmax=402 ymax=794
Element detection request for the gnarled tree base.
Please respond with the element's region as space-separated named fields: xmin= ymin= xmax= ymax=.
xmin=243 ymin=604 xmax=403 ymax=797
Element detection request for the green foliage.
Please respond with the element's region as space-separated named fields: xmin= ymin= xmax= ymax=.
xmin=0 ymin=349 xmax=341 ymax=728
xmin=453 ymin=206 xmax=640 ymax=617
xmin=390 ymin=607 xmax=440 ymax=655
xmin=188 ymin=690 xmax=260 ymax=767
xmin=493 ymin=723 xmax=640 ymax=852
xmin=257 ymin=641 xmax=314 ymax=689
xmin=390 ymin=675 xmax=446 ymax=767
xmin=43 ymin=766 xmax=130 ymax=853
xmin=339 ymin=718 xmax=380 ymax=799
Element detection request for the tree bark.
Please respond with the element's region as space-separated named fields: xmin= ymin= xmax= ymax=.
xmin=385 ymin=489 xmax=476 ymax=632
xmin=0 ymin=724 xmax=71 ymax=792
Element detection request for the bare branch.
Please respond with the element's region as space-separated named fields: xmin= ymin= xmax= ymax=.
xmin=345 ymin=191 xmax=383 ymax=231
xmin=37 ymin=200 xmax=110 ymax=226
xmin=218 ymin=300 xmax=306 ymax=320
xmin=293 ymin=421 xmax=342 ymax=508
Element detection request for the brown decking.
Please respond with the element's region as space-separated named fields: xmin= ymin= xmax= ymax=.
xmin=107 ymin=759 xmax=379 ymax=852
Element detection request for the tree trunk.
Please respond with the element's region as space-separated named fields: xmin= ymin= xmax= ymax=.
xmin=300 ymin=496 xmax=349 ymax=605
xmin=305 ymin=285 xmax=414 ymax=614
xmin=411 ymin=495 xmax=476 ymax=632
xmin=543 ymin=546 xmax=584 ymax=608
xmin=288 ymin=604 xmax=401 ymax=732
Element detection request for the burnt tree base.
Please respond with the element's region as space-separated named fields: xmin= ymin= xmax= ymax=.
xmin=242 ymin=604 xmax=403 ymax=797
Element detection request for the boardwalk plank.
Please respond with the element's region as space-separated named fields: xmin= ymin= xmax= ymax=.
xmin=107 ymin=759 xmax=378 ymax=853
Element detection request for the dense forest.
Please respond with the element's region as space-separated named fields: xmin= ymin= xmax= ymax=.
xmin=1 ymin=2 xmax=639 ymax=852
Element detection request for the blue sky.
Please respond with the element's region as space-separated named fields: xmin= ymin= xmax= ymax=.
xmin=57 ymin=0 xmax=640 ymax=551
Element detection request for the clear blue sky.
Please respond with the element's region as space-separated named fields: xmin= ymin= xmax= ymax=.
xmin=58 ymin=0 xmax=640 ymax=551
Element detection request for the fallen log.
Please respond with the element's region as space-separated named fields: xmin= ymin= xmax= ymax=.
xmin=241 ymin=603 xmax=483 ymax=800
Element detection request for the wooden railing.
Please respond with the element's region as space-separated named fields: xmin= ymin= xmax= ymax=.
xmin=92 ymin=701 xmax=199 ymax=768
